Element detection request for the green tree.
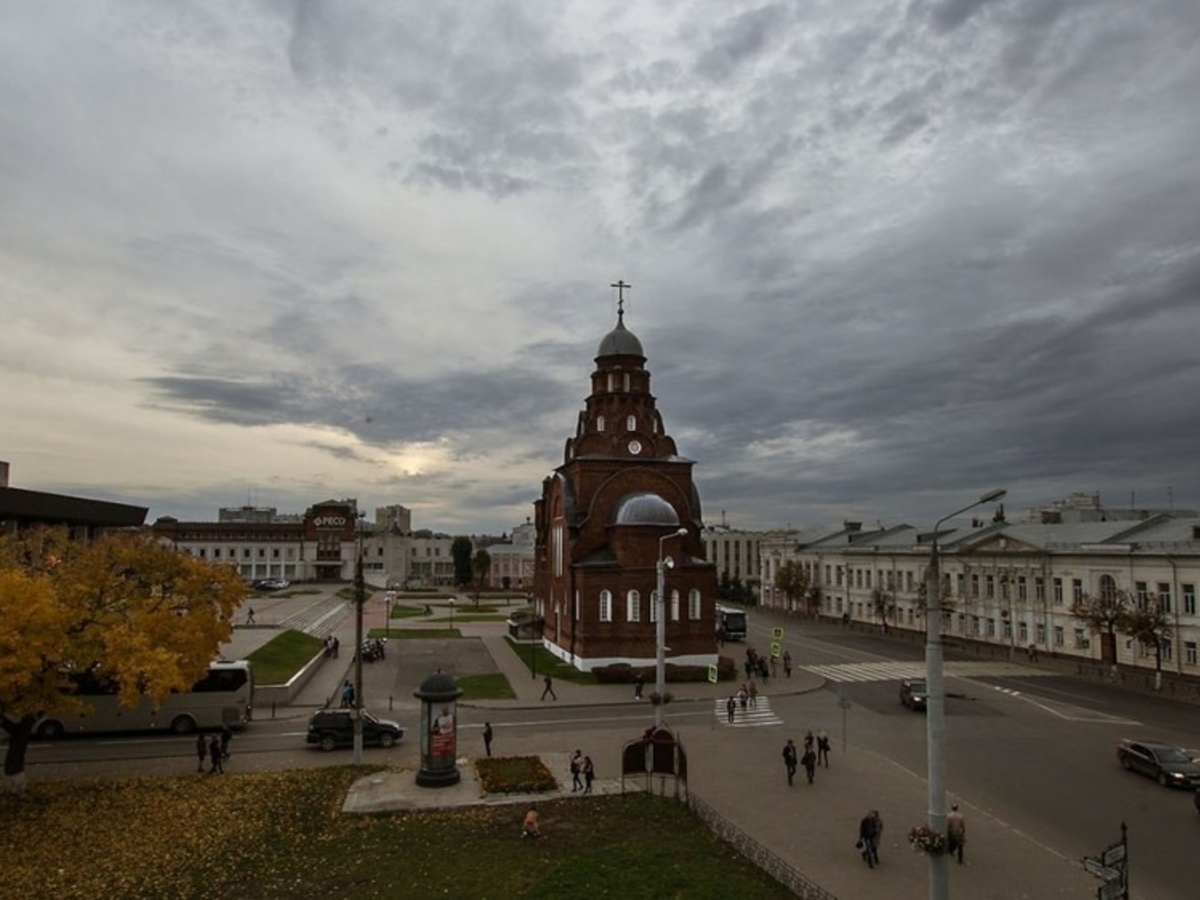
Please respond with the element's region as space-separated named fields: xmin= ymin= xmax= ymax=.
xmin=0 ymin=528 xmax=243 ymax=794
xmin=774 ymin=561 xmax=810 ymax=614
xmin=1120 ymin=594 xmax=1172 ymax=690
xmin=471 ymin=548 xmax=491 ymax=607
xmin=1070 ymin=588 xmax=1132 ymax=664
xmin=451 ymin=536 xmax=474 ymax=587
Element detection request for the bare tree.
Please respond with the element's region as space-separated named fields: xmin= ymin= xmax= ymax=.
xmin=1121 ymin=593 xmax=1172 ymax=690
xmin=1070 ymin=588 xmax=1133 ymax=665
xmin=870 ymin=587 xmax=896 ymax=634
xmin=774 ymin=561 xmax=809 ymax=615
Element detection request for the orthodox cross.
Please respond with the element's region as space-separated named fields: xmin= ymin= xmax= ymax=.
xmin=610 ymin=279 xmax=631 ymax=317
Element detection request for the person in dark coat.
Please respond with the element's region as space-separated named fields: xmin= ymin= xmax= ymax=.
xmin=858 ymin=811 xmax=878 ymax=867
xmin=801 ymin=746 xmax=817 ymax=784
xmin=634 ymin=672 xmax=645 ymax=700
xmin=817 ymin=729 xmax=831 ymax=767
xmin=208 ymin=735 xmax=224 ymax=774
xmin=220 ymin=723 xmax=233 ymax=761
xmin=483 ymin=722 xmax=494 ymax=758
xmin=582 ymin=755 xmax=595 ymax=794
xmin=782 ymin=739 xmax=798 ymax=785
xmin=570 ymin=750 xmax=583 ymax=792
xmin=540 ymin=674 xmax=557 ymax=701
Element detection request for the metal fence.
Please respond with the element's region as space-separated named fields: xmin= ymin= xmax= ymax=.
xmin=684 ymin=790 xmax=839 ymax=900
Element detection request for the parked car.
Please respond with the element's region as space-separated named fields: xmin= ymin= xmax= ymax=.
xmin=1116 ymin=739 xmax=1200 ymax=789
xmin=306 ymin=708 xmax=404 ymax=751
xmin=252 ymin=578 xmax=290 ymax=591
xmin=899 ymin=678 xmax=928 ymax=711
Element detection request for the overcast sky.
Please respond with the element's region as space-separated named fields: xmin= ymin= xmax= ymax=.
xmin=3 ymin=0 xmax=1199 ymax=536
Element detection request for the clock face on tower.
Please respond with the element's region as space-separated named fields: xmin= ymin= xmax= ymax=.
xmin=628 ymin=439 xmax=643 ymax=455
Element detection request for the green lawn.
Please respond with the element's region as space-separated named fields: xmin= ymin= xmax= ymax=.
xmin=505 ymin=637 xmax=597 ymax=684
xmin=0 ymin=769 xmax=792 ymax=899
xmin=456 ymin=672 xmax=517 ymax=700
xmin=245 ymin=630 xmax=325 ymax=685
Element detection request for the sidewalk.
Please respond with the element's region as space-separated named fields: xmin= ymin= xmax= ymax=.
xmin=228 ymin=593 xmax=1098 ymax=899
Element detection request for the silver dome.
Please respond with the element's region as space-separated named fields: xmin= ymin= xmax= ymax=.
xmin=612 ymin=492 xmax=679 ymax=526
xmin=597 ymin=316 xmax=644 ymax=358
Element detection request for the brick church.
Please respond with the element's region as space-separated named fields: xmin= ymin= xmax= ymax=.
xmin=532 ymin=288 xmax=719 ymax=671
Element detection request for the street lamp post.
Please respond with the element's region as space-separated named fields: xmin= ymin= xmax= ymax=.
xmin=655 ymin=527 xmax=688 ymax=730
xmin=353 ymin=515 xmax=366 ymax=765
xmin=448 ymin=597 xmax=455 ymax=632
xmin=926 ymin=488 xmax=1005 ymax=900
xmin=385 ymin=592 xmax=393 ymax=640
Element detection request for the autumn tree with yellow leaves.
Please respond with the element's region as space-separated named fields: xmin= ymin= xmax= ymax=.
xmin=0 ymin=527 xmax=245 ymax=794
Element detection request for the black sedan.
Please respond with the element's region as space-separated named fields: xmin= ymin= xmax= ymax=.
xmin=1116 ymin=739 xmax=1200 ymax=789
xmin=899 ymin=678 xmax=928 ymax=711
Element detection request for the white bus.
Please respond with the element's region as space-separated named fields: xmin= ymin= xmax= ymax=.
xmin=32 ymin=660 xmax=254 ymax=738
xmin=716 ymin=605 xmax=748 ymax=642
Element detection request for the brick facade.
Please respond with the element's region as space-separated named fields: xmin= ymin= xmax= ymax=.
xmin=533 ymin=306 xmax=719 ymax=671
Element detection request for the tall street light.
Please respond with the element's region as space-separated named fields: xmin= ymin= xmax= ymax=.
xmin=655 ymin=527 xmax=688 ymax=730
xmin=925 ymin=488 xmax=1005 ymax=900
xmin=353 ymin=514 xmax=366 ymax=765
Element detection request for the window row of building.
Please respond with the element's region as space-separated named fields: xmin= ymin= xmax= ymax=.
xmin=759 ymin=509 xmax=1200 ymax=675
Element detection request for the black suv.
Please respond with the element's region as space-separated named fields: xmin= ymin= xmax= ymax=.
xmin=899 ymin=678 xmax=928 ymax=711
xmin=306 ymin=709 xmax=404 ymax=751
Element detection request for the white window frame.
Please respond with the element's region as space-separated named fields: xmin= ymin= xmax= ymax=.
xmin=599 ymin=590 xmax=612 ymax=623
xmin=649 ymin=591 xmax=659 ymax=623
xmin=626 ymin=589 xmax=641 ymax=622
xmin=688 ymin=589 xmax=701 ymax=620
xmin=671 ymin=589 xmax=680 ymax=621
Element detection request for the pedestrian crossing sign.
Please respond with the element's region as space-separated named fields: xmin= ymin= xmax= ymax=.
xmin=770 ymin=641 xmax=781 ymax=658
xmin=772 ymin=627 xmax=784 ymax=640
xmin=707 ymin=663 xmax=718 ymax=684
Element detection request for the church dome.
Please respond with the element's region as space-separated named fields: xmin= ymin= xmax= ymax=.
xmin=597 ymin=312 xmax=644 ymax=358
xmin=612 ymin=492 xmax=679 ymax=526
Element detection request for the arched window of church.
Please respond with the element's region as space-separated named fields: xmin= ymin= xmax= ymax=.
xmin=574 ymin=590 xmax=580 ymax=623
xmin=597 ymin=415 xmax=605 ymax=432
xmin=599 ymin=590 xmax=612 ymax=622
xmin=623 ymin=373 xmax=630 ymax=392
xmin=688 ymin=588 xmax=701 ymax=620
xmin=671 ymin=589 xmax=680 ymax=621
xmin=626 ymin=415 xmax=636 ymax=432
xmin=626 ymin=589 xmax=641 ymax=622
xmin=649 ymin=591 xmax=658 ymax=622
xmin=607 ymin=374 xmax=615 ymax=392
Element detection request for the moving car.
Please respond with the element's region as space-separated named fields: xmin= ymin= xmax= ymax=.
xmin=899 ymin=678 xmax=928 ymax=711
xmin=306 ymin=708 xmax=404 ymax=751
xmin=1116 ymin=739 xmax=1200 ymax=789
xmin=252 ymin=578 xmax=290 ymax=591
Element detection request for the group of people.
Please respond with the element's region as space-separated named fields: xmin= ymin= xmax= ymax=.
xmin=340 ymin=679 xmax=356 ymax=708
xmin=853 ymin=805 xmax=966 ymax=869
xmin=196 ymin=725 xmax=233 ymax=774
xmin=568 ymin=749 xmax=595 ymax=793
xmin=781 ymin=729 xmax=830 ymax=785
xmin=323 ymin=635 xmax=340 ymax=658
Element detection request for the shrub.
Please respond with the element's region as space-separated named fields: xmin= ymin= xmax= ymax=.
xmin=474 ymin=756 xmax=559 ymax=794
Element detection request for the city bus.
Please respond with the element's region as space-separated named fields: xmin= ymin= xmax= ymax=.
xmin=31 ymin=660 xmax=254 ymax=738
xmin=716 ymin=605 xmax=748 ymax=642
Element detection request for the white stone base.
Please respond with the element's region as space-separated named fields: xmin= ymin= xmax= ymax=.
xmin=543 ymin=641 xmax=717 ymax=672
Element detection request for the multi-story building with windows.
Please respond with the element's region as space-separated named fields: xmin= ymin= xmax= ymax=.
xmin=701 ymin=524 xmax=766 ymax=593
xmin=760 ymin=509 xmax=1200 ymax=677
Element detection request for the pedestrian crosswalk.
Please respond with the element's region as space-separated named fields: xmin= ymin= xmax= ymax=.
xmin=798 ymin=660 xmax=1056 ymax=684
xmin=713 ymin=696 xmax=784 ymax=728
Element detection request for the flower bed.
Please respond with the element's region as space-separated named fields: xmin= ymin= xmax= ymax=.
xmin=474 ymin=755 xmax=559 ymax=794
xmin=908 ymin=824 xmax=947 ymax=855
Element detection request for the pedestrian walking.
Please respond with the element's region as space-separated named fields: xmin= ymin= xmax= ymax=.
xmin=857 ymin=810 xmax=879 ymax=868
xmin=583 ymin=755 xmax=595 ymax=793
xmin=737 ymin=685 xmax=748 ymax=709
xmin=541 ymin=674 xmax=557 ymax=701
xmin=726 ymin=695 xmax=736 ymax=724
xmin=1027 ymin=643 xmax=1039 ymax=662
xmin=634 ymin=672 xmax=645 ymax=700
xmin=803 ymin=730 xmax=814 ymax=754
xmin=332 ymin=636 xmax=340 ymax=658
xmin=340 ymin=680 xmax=354 ymax=708
xmin=748 ymin=680 xmax=758 ymax=708
xmin=816 ymin=728 xmax=831 ymax=767
xmin=869 ymin=810 xmax=883 ymax=863
xmin=782 ymin=739 xmax=798 ymax=786
xmin=208 ymin=735 xmax=224 ymax=774
xmin=570 ymin=750 xmax=583 ymax=792
xmin=801 ymin=746 xmax=817 ymax=784
xmin=483 ymin=722 xmax=494 ymax=758
xmin=783 ymin=650 xmax=792 ymax=678
xmin=770 ymin=655 xmax=778 ymax=678
xmin=947 ymin=805 xmax=966 ymax=864
xmin=759 ymin=657 xmax=769 ymax=683
xmin=245 ymin=607 xmax=256 ymax=625
xmin=195 ymin=732 xmax=207 ymax=772
xmin=220 ymin=723 xmax=232 ymax=761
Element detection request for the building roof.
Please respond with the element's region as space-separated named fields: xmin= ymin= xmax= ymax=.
xmin=596 ymin=310 xmax=645 ymax=358
xmin=0 ymin=486 xmax=148 ymax=529
xmin=611 ymin=492 xmax=680 ymax=526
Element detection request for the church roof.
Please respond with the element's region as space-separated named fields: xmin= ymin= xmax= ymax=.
xmin=596 ymin=310 xmax=644 ymax=358
xmin=612 ymin=492 xmax=679 ymax=526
